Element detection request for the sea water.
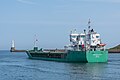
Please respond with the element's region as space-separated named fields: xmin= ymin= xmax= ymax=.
xmin=0 ymin=50 xmax=120 ymax=80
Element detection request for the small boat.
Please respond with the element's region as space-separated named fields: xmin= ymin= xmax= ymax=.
xmin=26 ymin=20 xmax=108 ymax=62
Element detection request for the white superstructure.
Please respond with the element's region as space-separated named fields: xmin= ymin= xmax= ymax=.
xmin=69 ymin=29 xmax=85 ymax=51
xmin=65 ymin=19 xmax=106 ymax=51
xmin=87 ymin=29 xmax=101 ymax=47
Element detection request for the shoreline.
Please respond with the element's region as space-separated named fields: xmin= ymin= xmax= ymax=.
xmin=108 ymin=50 xmax=120 ymax=53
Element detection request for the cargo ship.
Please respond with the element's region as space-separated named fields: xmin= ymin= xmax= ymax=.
xmin=26 ymin=21 xmax=108 ymax=62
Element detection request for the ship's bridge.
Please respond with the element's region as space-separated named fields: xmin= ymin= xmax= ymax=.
xmin=79 ymin=33 xmax=85 ymax=45
xmin=70 ymin=33 xmax=79 ymax=43
xmin=88 ymin=31 xmax=101 ymax=46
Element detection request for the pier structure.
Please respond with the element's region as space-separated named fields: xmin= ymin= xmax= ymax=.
xmin=10 ymin=40 xmax=26 ymax=52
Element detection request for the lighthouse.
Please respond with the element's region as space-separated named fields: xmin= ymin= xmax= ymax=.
xmin=10 ymin=40 xmax=15 ymax=52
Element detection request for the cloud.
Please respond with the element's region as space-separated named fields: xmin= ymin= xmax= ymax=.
xmin=17 ymin=0 xmax=35 ymax=4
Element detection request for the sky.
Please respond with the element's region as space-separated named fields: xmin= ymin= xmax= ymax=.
xmin=0 ymin=0 xmax=120 ymax=50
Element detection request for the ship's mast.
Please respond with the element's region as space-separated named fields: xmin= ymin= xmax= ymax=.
xmin=87 ymin=19 xmax=92 ymax=50
xmin=34 ymin=40 xmax=37 ymax=47
xmin=33 ymin=34 xmax=39 ymax=51
xmin=34 ymin=35 xmax=38 ymax=47
xmin=88 ymin=19 xmax=91 ymax=33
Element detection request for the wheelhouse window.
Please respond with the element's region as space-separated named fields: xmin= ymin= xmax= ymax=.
xmin=96 ymin=36 xmax=99 ymax=38
xmin=80 ymin=35 xmax=85 ymax=38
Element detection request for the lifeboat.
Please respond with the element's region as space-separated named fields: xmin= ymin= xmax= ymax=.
xmin=99 ymin=44 xmax=106 ymax=47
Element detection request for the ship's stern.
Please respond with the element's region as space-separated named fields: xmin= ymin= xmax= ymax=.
xmin=86 ymin=50 xmax=108 ymax=62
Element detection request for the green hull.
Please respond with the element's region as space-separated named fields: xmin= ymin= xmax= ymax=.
xmin=86 ymin=50 xmax=108 ymax=62
xmin=26 ymin=50 xmax=108 ymax=63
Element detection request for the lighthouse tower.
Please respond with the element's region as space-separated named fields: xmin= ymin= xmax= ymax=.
xmin=10 ymin=40 xmax=15 ymax=52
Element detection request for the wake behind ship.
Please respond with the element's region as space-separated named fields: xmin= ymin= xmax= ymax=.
xmin=26 ymin=21 xmax=108 ymax=62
